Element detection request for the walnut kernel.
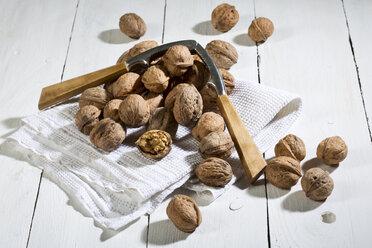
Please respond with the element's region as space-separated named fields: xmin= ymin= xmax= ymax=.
xmin=211 ymin=3 xmax=239 ymax=32
xmin=195 ymin=158 xmax=232 ymax=187
xmin=248 ymin=17 xmax=274 ymax=43
xmin=89 ymin=118 xmax=126 ymax=152
xmin=274 ymin=134 xmax=306 ymax=161
xmin=119 ymin=13 xmax=146 ymax=39
xmin=265 ymin=157 xmax=302 ymax=189
xmin=301 ymin=168 xmax=334 ymax=201
xmin=316 ymin=136 xmax=348 ymax=165
xmin=135 ymin=130 xmax=172 ymax=159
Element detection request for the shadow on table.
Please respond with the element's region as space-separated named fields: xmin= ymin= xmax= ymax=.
xmin=0 ymin=116 xmax=23 ymax=138
xmin=98 ymin=29 xmax=134 ymax=44
xmin=282 ymin=190 xmax=323 ymax=212
xmin=192 ymin=21 xmax=222 ymax=36
xmin=143 ymin=219 xmax=190 ymax=245
xmin=302 ymin=157 xmax=338 ymax=174
xmin=233 ymin=34 xmax=256 ymax=47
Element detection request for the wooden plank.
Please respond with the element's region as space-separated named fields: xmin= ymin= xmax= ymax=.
xmin=27 ymin=0 xmax=165 ymax=247
xmin=148 ymin=0 xmax=268 ymax=247
xmin=255 ymin=0 xmax=372 ymax=247
xmin=0 ymin=0 xmax=78 ymax=247
xmin=342 ymin=0 xmax=372 ymax=140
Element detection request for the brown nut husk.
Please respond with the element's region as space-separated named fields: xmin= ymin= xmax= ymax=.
xmin=135 ymin=130 xmax=172 ymax=159
xmin=192 ymin=112 xmax=225 ymax=141
xmin=142 ymin=65 xmax=170 ymax=93
xmin=316 ymin=136 xmax=348 ymax=165
xmin=166 ymin=194 xmax=202 ymax=233
xmin=205 ymin=40 xmax=238 ymax=70
xmin=103 ymin=99 xmax=122 ymax=122
xmin=119 ymin=94 xmax=150 ymax=127
xmin=199 ymin=131 xmax=234 ymax=159
xmin=274 ymin=134 xmax=306 ymax=161
xmin=89 ymin=118 xmax=126 ymax=152
xmin=79 ymin=87 xmax=112 ymax=110
xmin=301 ymin=168 xmax=334 ymax=201
xmin=183 ymin=60 xmax=210 ymax=91
xmin=248 ymin=17 xmax=274 ymax=43
xmin=195 ymin=158 xmax=232 ymax=187
xmin=164 ymin=83 xmax=190 ymax=110
xmin=75 ymin=105 xmax=101 ymax=135
xmin=112 ymin=72 xmax=144 ymax=98
xmin=265 ymin=157 xmax=302 ymax=189
xmin=119 ymin=13 xmax=146 ymax=39
xmin=141 ymin=91 xmax=164 ymax=115
xmin=117 ymin=40 xmax=158 ymax=64
xmin=173 ymin=85 xmax=203 ymax=126
xmin=163 ymin=45 xmax=194 ymax=76
xmin=211 ymin=3 xmax=239 ymax=32
xmin=147 ymin=107 xmax=178 ymax=138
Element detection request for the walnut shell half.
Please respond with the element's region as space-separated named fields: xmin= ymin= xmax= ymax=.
xmin=89 ymin=118 xmax=126 ymax=152
xmin=301 ymin=168 xmax=334 ymax=201
xmin=199 ymin=131 xmax=234 ymax=159
xmin=274 ymin=134 xmax=306 ymax=161
xmin=265 ymin=156 xmax=302 ymax=189
xmin=135 ymin=130 xmax=172 ymax=159
xmin=195 ymin=158 xmax=232 ymax=187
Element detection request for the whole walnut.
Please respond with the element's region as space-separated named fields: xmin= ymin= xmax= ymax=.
xmin=200 ymin=84 xmax=219 ymax=114
xmin=117 ymin=40 xmax=158 ymax=64
xmin=75 ymin=105 xmax=101 ymax=135
xmin=164 ymin=83 xmax=190 ymax=110
xmin=89 ymin=118 xmax=126 ymax=152
xmin=199 ymin=131 xmax=234 ymax=159
xmin=112 ymin=72 xmax=144 ymax=98
xmin=219 ymin=68 xmax=235 ymax=95
xmin=147 ymin=107 xmax=178 ymax=138
xmin=183 ymin=60 xmax=210 ymax=91
xmin=135 ymin=130 xmax=172 ymax=159
xmin=195 ymin=158 xmax=232 ymax=187
xmin=103 ymin=99 xmax=122 ymax=122
xmin=265 ymin=157 xmax=302 ymax=189
xmin=301 ymin=168 xmax=334 ymax=201
xmin=173 ymin=85 xmax=203 ymax=126
xmin=79 ymin=87 xmax=112 ymax=110
xmin=163 ymin=45 xmax=194 ymax=76
xmin=166 ymin=194 xmax=202 ymax=233
xmin=163 ymin=77 xmax=184 ymax=99
xmin=274 ymin=134 xmax=306 ymax=161
xmin=192 ymin=112 xmax=225 ymax=141
xmin=248 ymin=17 xmax=274 ymax=43
xmin=141 ymin=91 xmax=164 ymax=115
xmin=211 ymin=3 xmax=239 ymax=32
xmin=316 ymin=136 xmax=348 ymax=165
xmin=119 ymin=94 xmax=150 ymax=127
xmin=205 ymin=40 xmax=238 ymax=70
xmin=142 ymin=65 xmax=169 ymax=93
xmin=119 ymin=13 xmax=146 ymax=39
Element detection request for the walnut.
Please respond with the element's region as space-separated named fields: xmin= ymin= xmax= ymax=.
xmin=103 ymin=99 xmax=122 ymax=122
xmin=265 ymin=157 xmax=302 ymax=189
xmin=112 ymin=72 xmax=145 ymax=98
xmin=163 ymin=77 xmax=184 ymax=99
xmin=163 ymin=45 xmax=194 ymax=77
xmin=274 ymin=134 xmax=306 ymax=161
xmin=173 ymin=85 xmax=203 ymax=126
xmin=301 ymin=168 xmax=334 ymax=201
xmin=219 ymin=68 xmax=235 ymax=95
xmin=200 ymin=84 xmax=219 ymax=114
xmin=248 ymin=17 xmax=274 ymax=43
xmin=142 ymin=65 xmax=169 ymax=93
xmin=166 ymin=194 xmax=202 ymax=233
xmin=192 ymin=112 xmax=225 ymax=141
xmin=75 ymin=105 xmax=101 ymax=135
xmin=147 ymin=107 xmax=178 ymax=138
xmin=316 ymin=136 xmax=348 ymax=165
xmin=119 ymin=94 xmax=150 ymax=127
xmin=79 ymin=87 xmax=112 ymax=110
xmin=119 ymin=13 xmax=146 ymax=39
xmin=199 ymin=131 xmax=234 ymax=159
xmin=135 ymin=130 xmax=172 ymax=159
xmin=89 ymin=118 xmax=126 ymax=152
xmin=141 ymin=91 xmax=164 ymax=115
xmin=117 ymin=40 xmax=158 ymax=64
xmin=195 ymin=158 xmax=232 ymax=187
xmin=211 ymin=3 xmax=239 ymax=32
xmin=164 ymin=83 xmax=190 ymax=110
xmin=182 ymin=60 xmax=210 ymax=91
xmin=205 ymin=40 xmax=238 ymax=70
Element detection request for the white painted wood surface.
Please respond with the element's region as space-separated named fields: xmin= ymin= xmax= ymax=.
xmin=0 ymin=0 xmax=372 ymax=247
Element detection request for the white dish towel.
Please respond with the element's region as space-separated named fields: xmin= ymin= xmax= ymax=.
xmin=1 ymin=80 xmax=302 ymax=230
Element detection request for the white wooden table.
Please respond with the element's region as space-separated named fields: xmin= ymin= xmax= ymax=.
xmin=1 ymin=0 xmax=372 ymax=247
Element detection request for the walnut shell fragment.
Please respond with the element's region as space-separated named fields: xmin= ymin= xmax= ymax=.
xmin=112 ymin=72 xmax=144 ymax=98
xmin=173 ymin=85 xmax=203 ymax=126
xmin=117 ymin=40 xmax=158 ymax=64
xmin=211 ymin=3 xmax=239 ymax=32
xmin=166 ymin=194 xmax=202 ymax=233
xmin=275 ymin=134 xmax=306 ymax=161
xmin=248 ymin=17 xmax=274 ymax=43
xmin=301 ymin=168 xmax=334 ymax=201
xmin=142 ymin=65 xmax=170 ymax=93
xmin=195 ymin=158 xmax=232 ymax=187
xmin=163 ymin=45 xmax=194 ymax=76
xmin=199 ymin=131 xmax=234 ymax=159
xmin=75 ymin=105 xmax=101 ymax=135
xmin=89 ymin=118 xmax=126 ymax=152
xmin=119 ymin=13 xmax=146 ymax=39
xmin=103 ymin=99 xmax=122 ymax=122
xmin=205 ymin=40 xmax=238 ymax=70
xmin=265 ymin=156 xmax=302 ymax=189
xmin=147 ymin=107 xmax=178 ymax=138
xmin=316 ymin=136 xmax=348 ymax=165
xmin=192 ymin=112 xmax=225 ymax=141
xmin=141 ymin=91 xmax=164 ymax=115
xmin=79 ymin=87 xmax=112 ymax=110
xmin=135 ymin=130 xmax=172 ymax=159
xmin=119 ymin=94 xmax=150 ymax=127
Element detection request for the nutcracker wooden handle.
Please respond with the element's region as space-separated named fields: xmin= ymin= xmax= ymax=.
xmin=217 ymin=94 xmax=267 ymax=183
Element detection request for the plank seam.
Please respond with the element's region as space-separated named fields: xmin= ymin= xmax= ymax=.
xmin=341 ymin=0 xmax=372 ymax=143
xmin=161 ymin=0 xmax=167 ymax=44
xmin=264 ymin=173 xmax=271 ymax=248
xmin=25 ymin=171 xmax=43 ymax=248
xmin=146 ymin=214 xmax=150 ymax=248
